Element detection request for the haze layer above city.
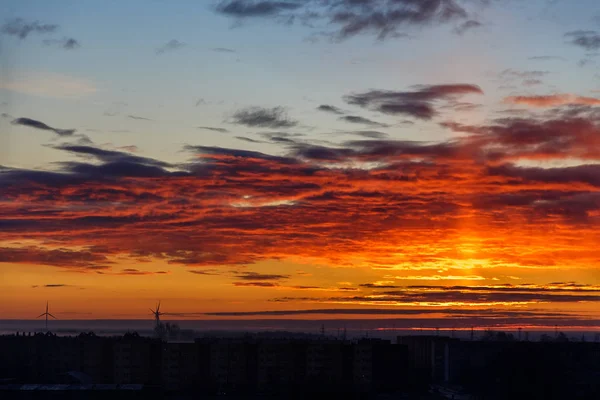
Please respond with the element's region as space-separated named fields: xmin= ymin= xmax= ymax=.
xmin=1 ymin=0 xmax=599 ymax=332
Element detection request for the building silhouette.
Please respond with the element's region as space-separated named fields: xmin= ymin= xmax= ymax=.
xmin=0 ymin=331 xmax=599 ymax=399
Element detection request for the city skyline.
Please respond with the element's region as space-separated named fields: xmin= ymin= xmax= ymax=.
xmin=1 ymin=0 xmax=600 ymax=329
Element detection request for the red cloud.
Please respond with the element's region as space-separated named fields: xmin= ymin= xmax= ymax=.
xmin=1 ymin=113 xmax=600 ymax=291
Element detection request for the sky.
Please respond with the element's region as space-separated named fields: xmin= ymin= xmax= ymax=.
xmin=0 ymin=0 xmax=600 ymax=331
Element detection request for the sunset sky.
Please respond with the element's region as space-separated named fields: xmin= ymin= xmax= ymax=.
xmin=1 ymin=0 xmax=600 ymax=330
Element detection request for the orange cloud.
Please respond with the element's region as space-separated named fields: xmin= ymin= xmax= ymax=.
xmin=1 ymin=112 xmax=600 ymax=321
xmin=504 ymin=94 xmax=600 ymax=107
xmin=393 ymin=275 xmax=486 ymax=281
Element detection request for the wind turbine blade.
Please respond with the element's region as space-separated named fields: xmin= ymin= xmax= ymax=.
xmin=150 ymin=308 xmax=155 ymax=314
xmin=37 ymin=313 xmax=46 ymax=318
xmin=157 ymin=301 xmax=160 ymax=313
xmin=48 ymin=313 xmax=57 ymax=319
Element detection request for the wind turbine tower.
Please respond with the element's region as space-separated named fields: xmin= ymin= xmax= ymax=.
xmin=37 ymin=301 xmax=56 ymax=332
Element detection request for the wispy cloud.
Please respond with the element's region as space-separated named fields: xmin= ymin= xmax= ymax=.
xmin=235 ymin=272 xmax=290 ymax=281
xmin=505 ymin=94 xmax=600 ymax=107
xmin=43 ymin=37 xmax=80 ymax=49
xmin=393 ymin=275 xmax=487 ymax=281
xmin=454 ymin=20 xmax=482 ymax=35
xmin=215 ymin=1 xmax=302 ymax=18
xmin=189 ymin=269 xmax=221 ymax=276
xmin=214 ymin=0 xmax=471 ymax=41
xmin=155 ymin=39 xmax=186 ymax=55
xmin=317 ymin=105 xmax=344 ymax=115
xmin=0 ymin=247 xmax=110 ymax=271
xmin=230 ymin=106 xmax=298 ymax=128
xmin=1 ymin=18 xmax=57 ymax=39
xmin=127 ymin=115 xmax=153 ymax=121
xmin=234 ymin=281 xmax=279 ymax=287
xmin=11 ymin=117 xmax=75 ymax=136
xmin=235 ymin=136 xmax=265 ymax=143
xmin=345 ymin=84 xmax=483 ymax=120
xmin=202 ymin=307 xmax=577 ymax=318
xmin=528 ymin=55 xmax=565 ymax=61
xmin=198 ymin=126 xmax=230 ymax=133
xmin=565 ymin=30 xmax=600 ymax=51
xmin=114 ymin=268 xmax=169 ymax=276
xmin=32 ymin=284 xmax=72 ymax=288
xmin=212 ymin=47 xmax=236 ymax=53
xmin=339 ymin=115 xmax=388 ymax=127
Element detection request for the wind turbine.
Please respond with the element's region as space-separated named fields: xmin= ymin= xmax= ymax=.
xmin=37 ymin=301 xmax=56 ymax=332
xmin=150 ymin=301 xmax=164 ymax=330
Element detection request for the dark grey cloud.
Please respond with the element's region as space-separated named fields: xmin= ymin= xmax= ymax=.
xmin=528 ymin=55 xmax=565 ymax=61
xmin=565 ymin=30 xmax=600 ymax=51
xmin=328 ymin=0 xmax=468 ymax=40
xmin=203 ymin=308 xmax=573 ymax=317
xmin=230 ymin=106 xmax=297 ymax=128
xmin=127 ymin=115 xmax=153 ymax=121
xmin=406 ymin=283 xmax=600 ymax=294
xmin=339 ymin=115 xmax=388 ymax=127
xmin=374 ymin=290 xmax=600 ymax=304
xmin=345 ymin=130 xmax=389 ymax=139
xmin=11 ymin=117 xmax=75 ymax=136
xmin=117 ymin=268 xmax=169 ymax=276
xmin=235 ymin=271 xmax=290 ymax=281
xmin=1 ymin=18 xmax=58 ymax=39
xmin=23 ymin=144 xmax=182 ymax=180
xmin=291 ymin=143 xmax=354 ymax=162
xmin=214 ymin=0 xmax=471 ymax=41
xmin=32 ymin=284 xmax=71 ymax=288
xmin=155 ymin=39 xmax=186 ymax=55
xmin=344 ymin=84 xmax=483 ymax=120
xmin=317 ymin=104 xmax=344 ymax=115
xmin=235 ymin=136 xmax=265 ymax=143
xmin=198 ymin=126 xmax=230 ymax=133
xmin=258 ymin=131 xmax=304 ymax=145
xmin=0 ymin=247 xmax=110 ymax=270
xmin=487 ymin=164 xmax=600 ymax=189
xmin=233 ymin=281 xmax=279 ymax=287
xmin=271 ymin=288 xmax=600 ymax=305
xmin=215 ymin=1 xmax=302 ymax=18
xmin=73 ymin=134 xmax=94 ymax=146
xmin=189 ymin=269 xmax=221 ymax=276
xmin=53 ymin=144 xmax=173 ymax=169
xmin=43 ymin=37 xmax=80 ymax=49
xmin=185 ymin=144 xmax=298 ymax=165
